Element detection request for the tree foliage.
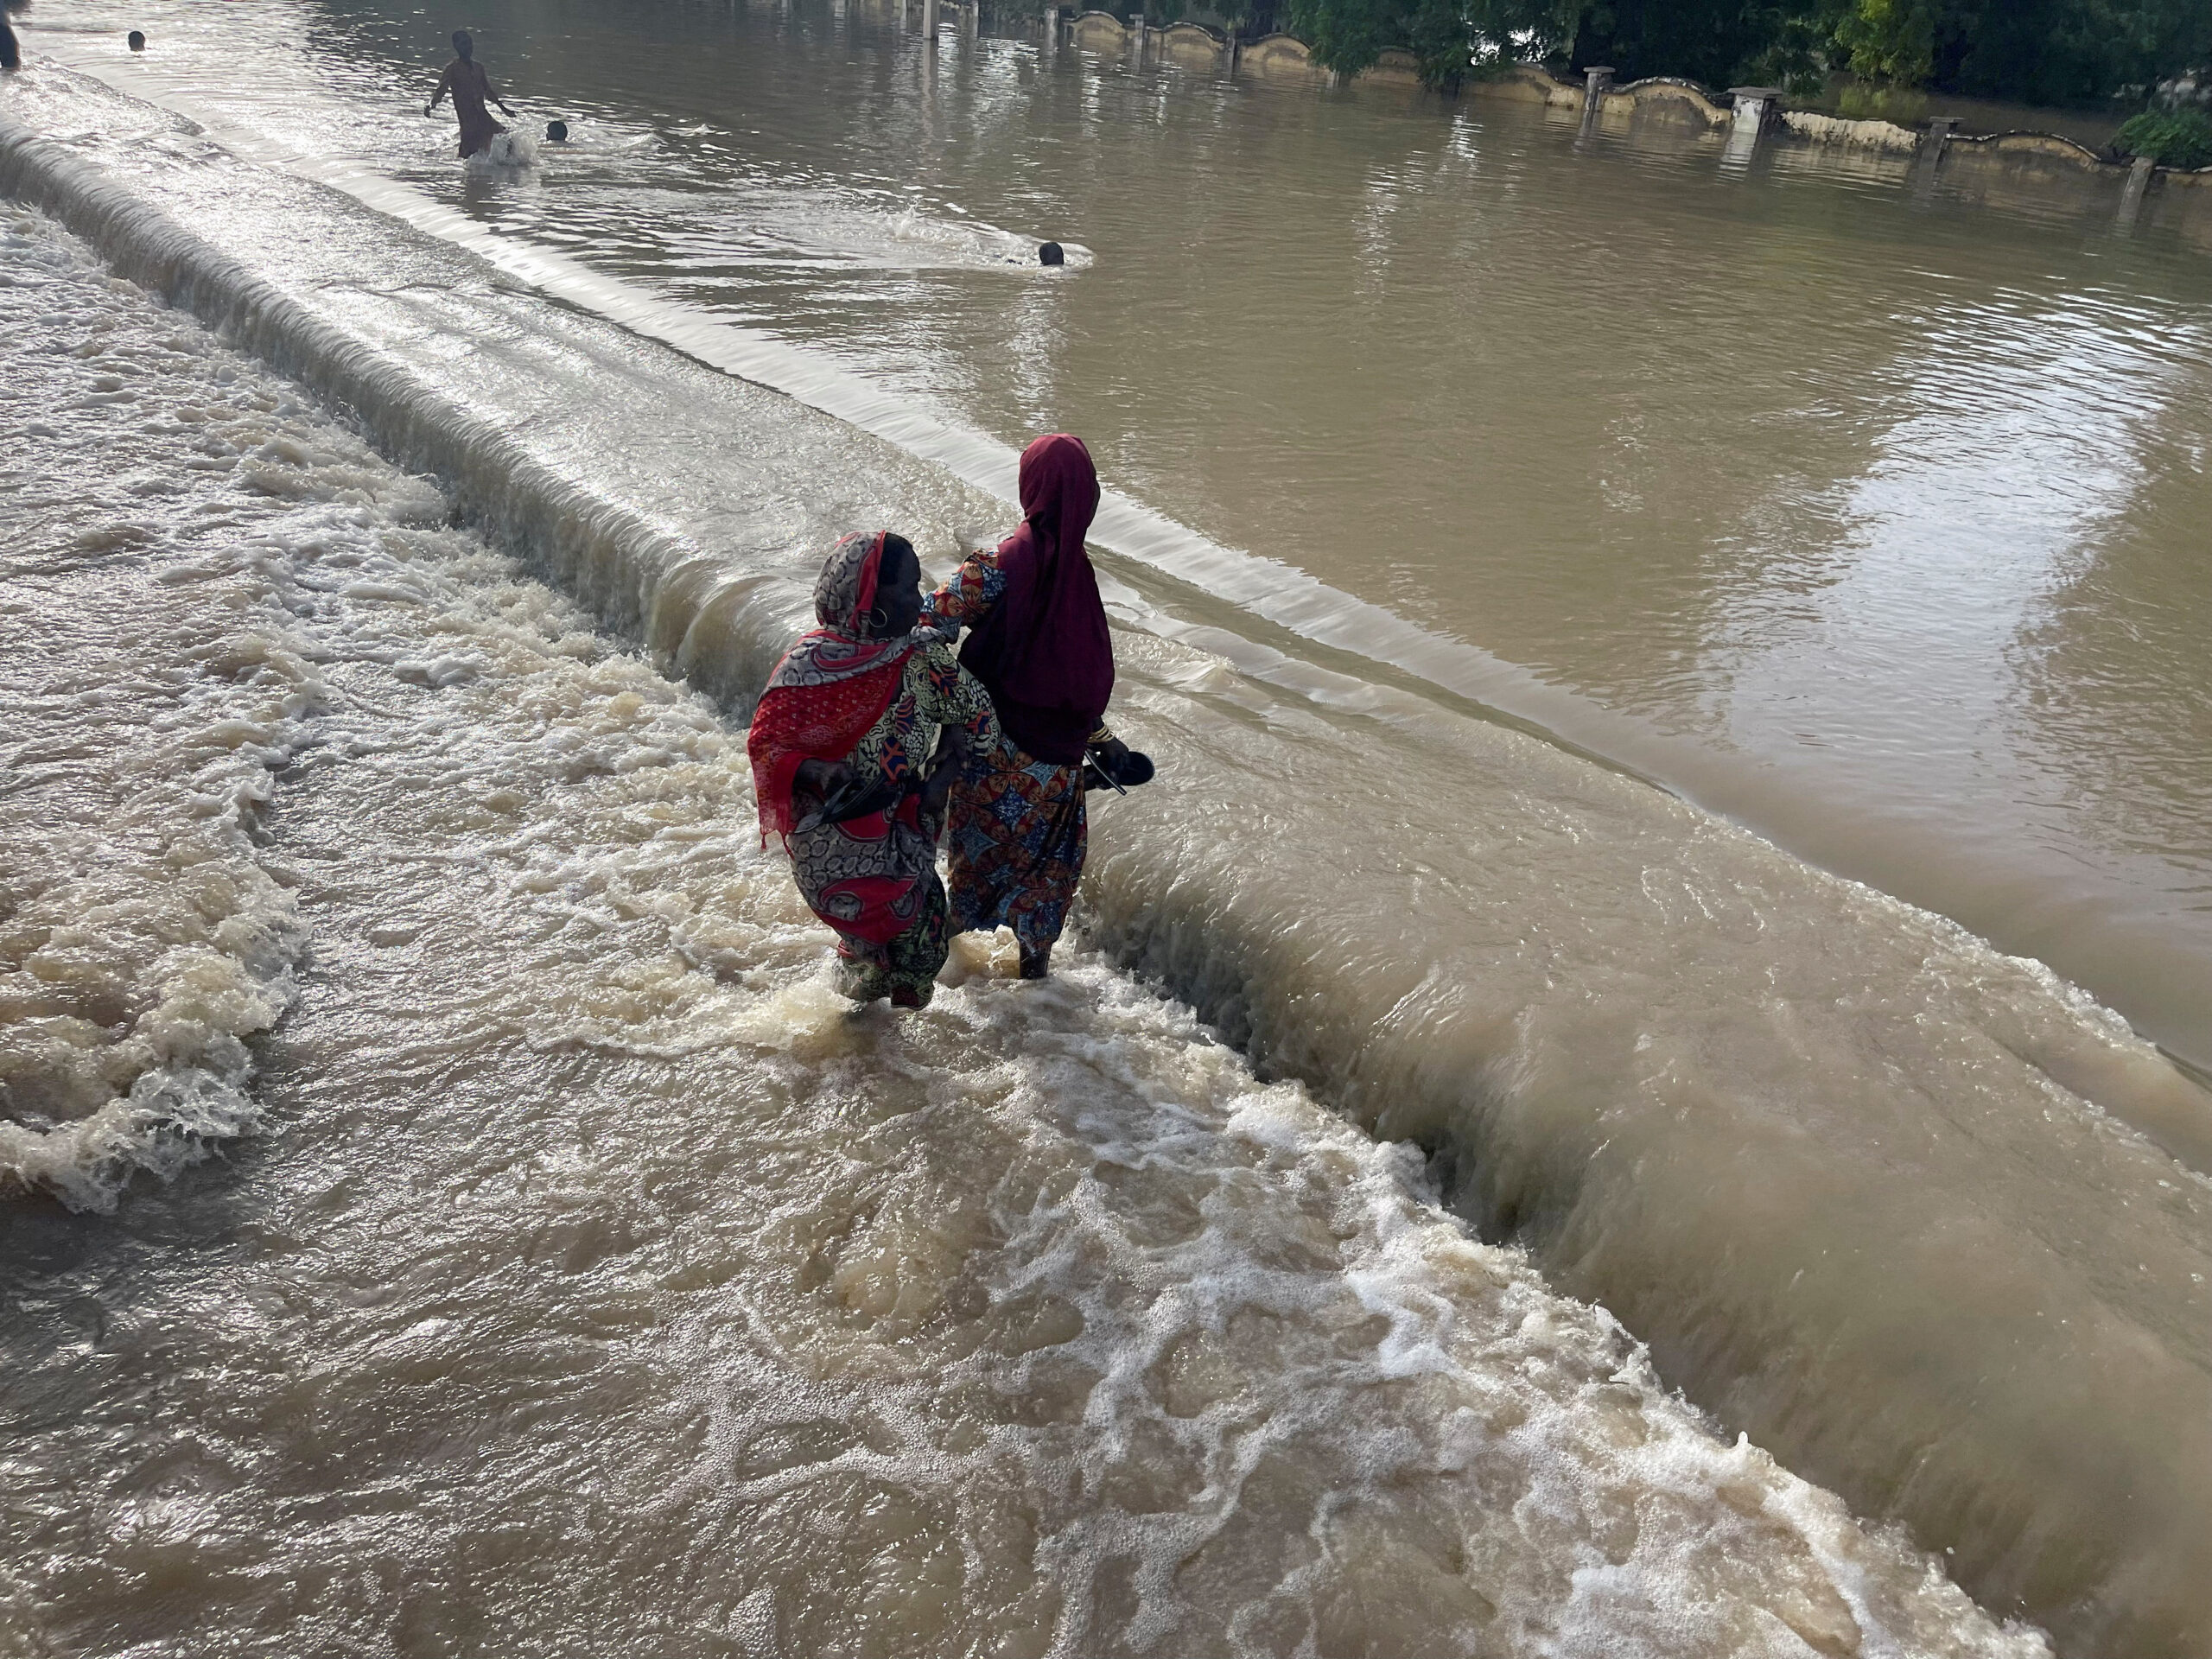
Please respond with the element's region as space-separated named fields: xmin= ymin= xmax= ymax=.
xmin=1286 ymin=0 xmax=1579 ymax=83
xmin=2118 ymin=103 xmax=2212 ymax=162
xmin=1280 ymin=0 xmax=2212 ymax=103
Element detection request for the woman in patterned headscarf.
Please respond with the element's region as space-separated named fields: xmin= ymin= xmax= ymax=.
xmin=748 ymin=531 xmax=996 ymax=1008
xmin=923 ymin=435 xmax=1130 ymax=980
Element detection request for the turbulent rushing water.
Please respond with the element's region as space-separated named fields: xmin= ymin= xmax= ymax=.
xmin=3 ymin=5 xmax=2210 ymax=1656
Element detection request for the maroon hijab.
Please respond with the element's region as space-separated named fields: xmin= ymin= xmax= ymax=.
xmin=959 ymin=434 xmax=1114 ymax=766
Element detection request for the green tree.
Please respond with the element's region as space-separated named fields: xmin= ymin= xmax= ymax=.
xmin=1286 ymin=0 xmax=1580 ymax=83
xmin=1566 ymin=0 xmax=1832 ymax=92
xmin=1831 ymin=0 xmax=1936 ymax=82
xmin=2118 ymin=104 xmax=2212 ymax=162
xmin=1284 ymin=0 xmax=2212 ymax=103
xmin=1951 ymin=0 xmax=2202 ymax=103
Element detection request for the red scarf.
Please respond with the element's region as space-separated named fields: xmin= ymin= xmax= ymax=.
xmin=747 ymin=532 xmax=911 ymax=845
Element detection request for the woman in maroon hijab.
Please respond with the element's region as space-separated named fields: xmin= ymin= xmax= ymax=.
xmin=924 ymin=434 xmax=1129 ymax=979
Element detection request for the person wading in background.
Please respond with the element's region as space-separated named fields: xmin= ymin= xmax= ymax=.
xmin=923 ymin=434 xmax=1132 ymax=980
xmin=425 ymin=29 xmax=514 ymax=159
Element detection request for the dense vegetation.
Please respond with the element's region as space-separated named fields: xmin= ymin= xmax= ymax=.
xmin=2117 ymin=101 xmax=2212 ymax=160
xmin=1268 ymin=0 xmax=2212 ymax=105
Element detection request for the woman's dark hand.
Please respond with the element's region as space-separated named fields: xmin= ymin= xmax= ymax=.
xmin=921 ymin=723 xmax=971 ymax=817
xmin=1094 ymin=736 xmax=1131 ymax=770
xmin=794 ymin=759 xmax=854 ymax=798
xmin=921 ymin=764 xmax=956 ymax=816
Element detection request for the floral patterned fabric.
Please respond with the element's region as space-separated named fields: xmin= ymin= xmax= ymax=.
xmin=925 ymin=548 xmax=1090 ymax=953
xmin=748 ymin=531 xmax=912 ymax=848
xmin=750 ymin=534 xmax=995 ymax=1005
xmin=785 ymin=641 xmax=994 ymax=956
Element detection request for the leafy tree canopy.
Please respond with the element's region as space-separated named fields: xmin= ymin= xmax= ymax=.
xmin=1280 ymin=0 xmax=2212 ymax=103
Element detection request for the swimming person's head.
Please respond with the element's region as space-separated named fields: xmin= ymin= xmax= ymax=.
xmin=452 ymin=29 xmax=473 ymax=60
xmin=545 ymin=119 xmax=569 ymax=143
xmin=1038 ymin=241 xmax=1065 ymax=266
xmin=126 ymin=29 xmax=144 ymax=49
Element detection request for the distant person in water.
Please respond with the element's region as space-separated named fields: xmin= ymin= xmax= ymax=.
xmin=748 ymin=531 xmax=996 ymax=1009
xmin=126 ymin=29 xmax=143 ymax=49
xmin=2 ymin=0 xmax=24 ymax=73
xmin=425 ymin=30 xmax=514 ymax=160
xmin=922 ymin=434 xmax=1128 ymax=980
xmin=544 ymin=118 xmax=568 ymax=143
xmin=1039 ymin=241 xmax=1065 ymax=266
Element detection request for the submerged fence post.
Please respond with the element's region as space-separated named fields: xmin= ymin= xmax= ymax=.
xmin=1580 ymin=65 xmax=1614 ymax=129
xmin=1910 ymin=115 xmax=1958 ymax=199
xmin=1723 ymin=85 xmax=1779 ymax=166
xmin=2118 ymin=153 xmax=2155 ymax=229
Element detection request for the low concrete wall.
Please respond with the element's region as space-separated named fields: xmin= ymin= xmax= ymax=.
xmin=1361 ymin=48 xmax=1426 ymax=88
xmin=1156 ymin=20 xmax=1224 ymax=66
xmin=1068 ymin=9 xmax=1126 ymax=48
xmin=1063 ymin=17 xmax=1395 ymax=89
xmin=1955 ymin=128 xmax=2107 ymax=168
xmin=1601 ymin=76 xmax=1730 ymax=126
xmin=1239 ymin=32 xmax=1327 ymax=85
xmin=1023 ymin=10 xmax=2212 ymax=232
xmin=1481 ymin=62 xmax=1583 ymax=111
xmin=1782 ymin=110 xmax=1920 ymax=151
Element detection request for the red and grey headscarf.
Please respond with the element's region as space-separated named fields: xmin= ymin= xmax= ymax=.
xmin=747 ymin=531 xmax=912 ymax=846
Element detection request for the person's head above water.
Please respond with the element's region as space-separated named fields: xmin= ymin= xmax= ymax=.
xmin=1038 ymin=241 xmax=1065 ymax=266
xmin=545 ymin=118 xmax=569 ymax=143
xmin=126 ymin=29 xmax=144 ymax=49
xmin=451 ymin=29 xmax=473 ymax=60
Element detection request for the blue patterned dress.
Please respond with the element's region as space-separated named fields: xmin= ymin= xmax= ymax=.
xmin=923 ymin=550 xmax=1090 ymax=953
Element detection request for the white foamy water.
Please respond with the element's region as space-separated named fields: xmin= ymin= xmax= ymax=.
xmin=0 ymin=202 xmax=336 ymax=1207
xmin=3 ymin=16 xmax=2211 ymax=1655
xmin=0 ymin=199 xmax=2048 ymax=1658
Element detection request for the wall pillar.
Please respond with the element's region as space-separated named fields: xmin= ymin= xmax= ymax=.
xmin=1723 ymin=85 xmax=1780 ymax=165
xmin=1129 ymin=10 xmax=1146 ymax=65
xmin=1727 ymin=86 xmax=1779 ymax=137
xmin=1580 ymin=65 xmax=1614 ymax=127
xmin=1910 ymin=115 xmax=1957 ymax=198
xmin=1224 ymin=25 xmax=1240 ymax=77
xmin=2118 ymin=153 xmax=2155 ymax=229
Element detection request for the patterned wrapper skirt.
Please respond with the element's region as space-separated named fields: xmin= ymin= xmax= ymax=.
xmin=946 ymin=731 xmax=1087 ymax=952
xmin=791 ymin=792 xmax=951 ymax=1007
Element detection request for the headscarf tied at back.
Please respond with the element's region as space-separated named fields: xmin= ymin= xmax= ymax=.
xmin=747 ymin=531 xmax=911 ymax=847
xmin=958 ymin=433 xmax=1113 ymax=766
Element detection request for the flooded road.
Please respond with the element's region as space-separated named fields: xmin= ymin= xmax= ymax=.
xmin=4 ymin=5 xmax=2212 ymax=1655
xmin=44 ymin=0 xmax=2212 ymax=1072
